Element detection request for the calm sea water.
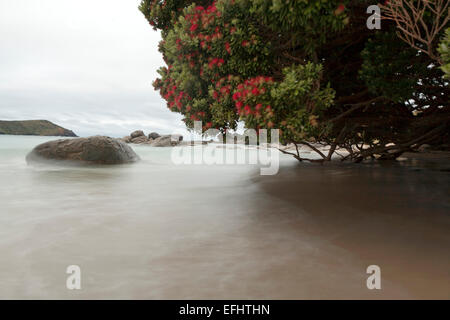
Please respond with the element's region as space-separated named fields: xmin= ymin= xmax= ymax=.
xmin=0 ymin=135 xmax=449 ymax=299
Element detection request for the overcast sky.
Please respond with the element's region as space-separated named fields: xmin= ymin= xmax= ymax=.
xmin=0 ymin=0 xmax=190 ymax=137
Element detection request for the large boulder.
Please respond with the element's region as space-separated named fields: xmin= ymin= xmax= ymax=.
xmin=130 ymin=130 xmax=145 ymax=138
xmin=26 ymin=136 xmax=140 ymax=165
xmin=148 ymin=132 xmax=161 ymax=140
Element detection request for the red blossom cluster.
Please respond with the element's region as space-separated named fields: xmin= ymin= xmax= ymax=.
xmin=225 ymin=42 xmax=231 ymax=54
xmin=232 ymin=76 xmax=275 ymax=127
xmin=184 ymin=1 xmax=237 ymax=57
xmin=189 ymin=111 xmax=206 ymax=121
xmin=186 ymin=2 xmax=221 ymax=37
xmin=157 ymin=73 xmax=192 ymax=113
xmin=152 ymin=1 xmax=273 ymax=132
xmin=210 ymin=74 xmax=241 ymax=102
xmin=208 ymin=57 xmax=225 ymax=69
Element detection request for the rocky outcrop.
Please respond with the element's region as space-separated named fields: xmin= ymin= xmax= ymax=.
xmin=26 ymin=136 xmax=140 ymax=165
xmin=130 ymin=130 xmax=145 ymax=139
xmin=0 ymin=120 xmax=77 ymax=137
xmin=121 ymin=130 xmax=183 ymax=147
xmin=130 ymin=135 xmax=148 ymax=144
xmin=151 ymin=134 xmax=183 ymax=147
xmin=150 ymin=135 xmax=172 ymax=147
xmin=148 ymin=132 xmax=161 ymax=140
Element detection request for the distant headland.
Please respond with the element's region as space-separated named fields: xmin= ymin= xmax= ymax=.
xmin=0 ymin=120 xmax=77 ymax=137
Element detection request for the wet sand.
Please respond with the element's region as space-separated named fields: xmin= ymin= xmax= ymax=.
xmin=254 ymin=160 xmax=450 ymax=299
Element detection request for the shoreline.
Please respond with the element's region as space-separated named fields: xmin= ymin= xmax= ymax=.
xmin=0 ymin=135 xmax=449 ymax=299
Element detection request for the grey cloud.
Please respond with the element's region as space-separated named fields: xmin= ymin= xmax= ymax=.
xmin=0 ymin=0 xmax=186 ymax=137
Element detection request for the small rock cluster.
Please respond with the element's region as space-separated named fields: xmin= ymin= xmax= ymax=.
xmin=121 ymin=130 xmax=183 ymax=147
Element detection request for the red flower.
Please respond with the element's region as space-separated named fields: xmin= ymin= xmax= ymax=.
xmin=244 ymin=105 xmax=251 ymax=115
xmin=251 ymin=87 xmax=259 ymax=95
xmin=335 ymin=3 xmax=345 ymax=15
xmin=242 ymin=40 xmax=249 ymax=47
xmin=225 ymin=42 xmax=231 ymax=54
xmin=236 ymin=101 xmax=243 ymax=109
xmin=190 ymin=23 xmax=198 ymax=32
xmin=232 ymin=92 xmax=241 ymax=101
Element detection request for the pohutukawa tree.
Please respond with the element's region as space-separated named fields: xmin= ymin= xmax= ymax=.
xmin=139 ymin=0 xmax=449 ymax=162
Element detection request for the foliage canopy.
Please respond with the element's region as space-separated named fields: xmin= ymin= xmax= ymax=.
xmin=140 ymin=0 xmax=449 ymax=162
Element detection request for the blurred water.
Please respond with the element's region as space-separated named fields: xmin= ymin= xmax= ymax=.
xmin=0 ymin=135 xmax=449 ymax=299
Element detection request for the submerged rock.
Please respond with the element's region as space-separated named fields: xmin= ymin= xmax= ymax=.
xmin=26 ymin=136 xmax=140 ymax=165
